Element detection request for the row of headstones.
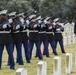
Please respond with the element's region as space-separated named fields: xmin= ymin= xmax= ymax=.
xmin=16 ymin=53 xmax=74 ymax=75
xmin=63 ymin=22 xmax=76 ymax=46
xmin=63 ymin=34 xmax=76 ymax=46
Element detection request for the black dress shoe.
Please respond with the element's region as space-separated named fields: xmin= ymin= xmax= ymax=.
xmin=27 ymin=61 xmax=30 ymax=63
xmin=54 ymin=53 xmax=58 ymax=55
xmin=35 ymin=56 xmax=38 ymax=58
xmin=46 ymin=55 xmax=50 ymax=57
xmin=39 ymin=58 xmax=43 ymax=60
xmin=54 ymin=52 xmax=58 ymax=55
xmin=62 ymin=51 xmax=66 ymax=53
xmin=19 ymin=63 xmax=24 ymax=65
xmin=10 ymin=67 xmax=15 ymax=70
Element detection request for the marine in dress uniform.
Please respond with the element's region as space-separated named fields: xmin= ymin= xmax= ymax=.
xmin=35 ymin=16 xmax=49 ymax=57
xmin=0 ymin=10 xmax=15 ymax=70
xmin=54 ymin=18 xmax=65 ymax=53
xmin=28 ymin=14 xmax=43 ymax=60
xmin=8 ymin=12 xmax=24 ymax=65
xmin=45 ymin=17 xmax=58 ymax=55
xmin=7 ymin=12 xmax=16 ymax=66
xmin=18 ymin=13 xmax=30 ymax=63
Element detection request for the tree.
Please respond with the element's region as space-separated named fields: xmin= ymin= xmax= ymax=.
xmin=0 ymin=0 xmax=76 ymax=21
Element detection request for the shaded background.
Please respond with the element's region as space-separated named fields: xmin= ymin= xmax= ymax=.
xmin=0 ymin=0 xmax=76 ymax=21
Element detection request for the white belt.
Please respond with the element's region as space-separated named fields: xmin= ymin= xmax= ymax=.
xmin=55 ymin=32 xmax=62 ymax=33
xmin=39 ymin=31 xmax=46 ymax=33
xmin=13 ymin=31 xmax=20 ymax=33
xmin=29 ymin=30 xmax=38 ymax=32
xmin=21 ymin=30 xmax=27 ymax=32
xmin=0 ymin=31 xmax=10 ymax=33
xmin=46 ymin=32 xmax=53 ymax=34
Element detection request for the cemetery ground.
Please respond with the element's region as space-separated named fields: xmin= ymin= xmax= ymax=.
xmin=0 ymin=43 xmax=76 ymax=75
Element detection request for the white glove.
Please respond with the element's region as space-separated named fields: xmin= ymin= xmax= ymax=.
xmin=9 ymin=19 xmax=13 ymax=23
xmin=41 ymin=24 xmax=45 ymax=28
xmin=34 ymin=24 xmax=37 ymax=28
xmin=56 ymin=28 xmax=60 ymax=31
xmin=53 ymin=22 xmax=56 ymax=25
xmin=20 ymin=18 xmax=24 ymax=24
xmin=49 ymin=26 xmax=52 ymax=29
xmin=59 ymin=23 xmax=64 ymax=27
xmin=23 ymin=25 xmax=26 ymax=29
xmin=41 ymin=25 xmax=43 ymax=28
xmin=3 ymin=24 xmax=7 ymax=28
xmin=26 ymin=20 xmax=29 ymax=25
xmin=38 ymin=20 xmax=42 ymax=24
xmin=16 ymin=25 xmax=20 ymax=29
xmin=44 ymin=20 xmax=47 ymax=24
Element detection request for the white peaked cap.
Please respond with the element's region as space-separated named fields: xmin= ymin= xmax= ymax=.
xmin=29 ymin=14 xmax=36 ymax=19
xmin=54 ymin=18 xmax=59 ymax=22
xmin=45 ymin=17 xmax=51 ymax=21
xmin=0 ymin=10 xmax=8 ymax=15
xmin=44 ymin=17 xmax=51 ymax=24
xmin=36 ymin=16 xmax=42 ymax=20
xmin=18 ymin=12 xmax=24 ymax=16
xmin=8 ymin=12 xmax=16 ymax=16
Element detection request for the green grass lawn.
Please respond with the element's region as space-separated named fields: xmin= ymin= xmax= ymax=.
xmin=0 ymin=43 xmax=76 ymax=75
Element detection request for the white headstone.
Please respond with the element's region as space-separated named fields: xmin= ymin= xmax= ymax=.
xmin=22 ymin=44 xmax=25 ymax=56
xmin=53 ymin=56 xmax=61 ymax=75
xmin=32 ymin=44 xmax=36 ymax=54
xmin=72 ymin=34 xmax=75 ymax=44
xmin=70 ymin=53 xmax=72 ymax=72
xmin=65 ymin=53 xmax=72 ymax=74
xmin=13 ymin=47 xmax=16 ymax=58
xmin=13 ymin=44 xmax=25 ymax=58
xmin=68 ymin=36 xmax=71 ymax=45
xmin=63 ymin=37 xmax=67 ymax=46
xmin=75 ymin=51 xmax=76 ymax=67
xmin=16 ymin=68 xmax=27 ymax=75
xmin=37 ymin=61 xmax=47 ymax=75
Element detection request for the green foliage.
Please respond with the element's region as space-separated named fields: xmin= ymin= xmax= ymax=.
xmin=0 ymin=0 xmax=76 ymax=20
